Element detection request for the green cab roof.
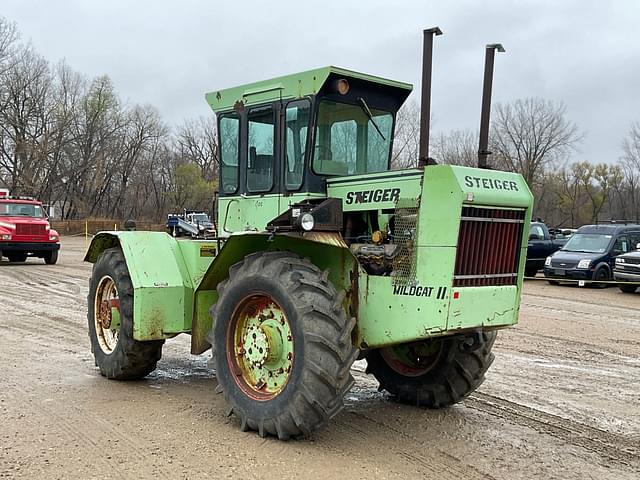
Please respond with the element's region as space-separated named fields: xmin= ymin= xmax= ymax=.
xmin=205 ymin=66 xmax=413 ymax=113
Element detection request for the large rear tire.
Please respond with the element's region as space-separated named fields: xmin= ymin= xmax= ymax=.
xmin=209 ymin=251 xmax=358 ymax=439
xmin=87 ymin=247 xmax=164 ymax=379
xmin=366 ymin=331 xmax=497 ymax=407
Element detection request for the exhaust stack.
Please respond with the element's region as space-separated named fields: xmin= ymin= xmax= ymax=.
xmin=478 ymin=43 xmax=505 ymax=169
xmin=418 ymin=27 xmax=442 ymax=168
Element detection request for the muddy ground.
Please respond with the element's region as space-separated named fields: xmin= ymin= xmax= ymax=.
xmin=0 ymin=237 xmax=638 ymax=479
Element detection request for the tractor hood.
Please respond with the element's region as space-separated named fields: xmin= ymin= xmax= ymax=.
xmin=326 ymin=165 xmax=532 ymax=212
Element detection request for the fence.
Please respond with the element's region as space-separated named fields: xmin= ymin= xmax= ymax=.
xmin=51 ymin=219 xmax=165 ymax=236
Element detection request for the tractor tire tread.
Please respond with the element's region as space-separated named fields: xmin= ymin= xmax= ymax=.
xmin=367 ymin=331 xmax=497 ymax=408
xmin=87 ymin=247 xmax=164 ymax=380
xmin=210 ymin=250 xmax=357 ymax=439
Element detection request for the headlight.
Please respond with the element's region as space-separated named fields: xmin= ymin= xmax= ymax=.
xmin=545 ymin=257 xmax=552 ymax=266
xmin=49 ymin=234 xmax=59 ymax=241
xmin=300 ymin=213 xmax=315 ymax=231
xmin=615 ymin=257 xmax=625 ymax=264
xmin=0 ymin=233 xmax=10 ymax=240
xmin=577 ymin=259 xmax=591 ymax=269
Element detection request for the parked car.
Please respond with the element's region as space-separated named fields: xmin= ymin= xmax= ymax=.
xmin=613 ymin=244 xmax=640 ymax=293
xmin=525 ymin=222 xmax=569 ymax=277
xmin=543 ymin=223 xmax=640 ymax=285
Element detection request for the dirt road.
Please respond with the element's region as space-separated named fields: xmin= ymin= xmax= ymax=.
xmin=1 ymin=237 xmax=639 ymax=479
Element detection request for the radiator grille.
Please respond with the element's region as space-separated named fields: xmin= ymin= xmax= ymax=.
xmin=15 ymin=224 xmax=47 ymax=236
xmin=454 ymin=207 xmax=525 ymax=287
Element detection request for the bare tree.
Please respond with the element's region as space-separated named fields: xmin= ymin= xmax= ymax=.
xmin=175 ymin=116 xmax=218 ymax=182
xmin=432 ymin=128 xmax=477 ymax=167
xmin=0 ymin=16 xmax=18 ymax=73
xmin=391 ymin=100 xmax=420 ymax=169
xmin=491 ymin=98 xmax=582 ymax=186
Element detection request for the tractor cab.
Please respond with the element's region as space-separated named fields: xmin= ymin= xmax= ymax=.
xmin=206 ymin=67 xmax=412 ymax=234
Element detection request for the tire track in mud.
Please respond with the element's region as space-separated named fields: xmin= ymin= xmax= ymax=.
xmin=465 ymin=392 xmax=640 ymax=469
xmin=330 ymin=414 xmax=493 ymax=480
xmin=497 ymin=329 xmax=640 ymax=364
xmin=1 ymin=295 xmax=86 ymax=330
xmin=1 ymin=270 xmax=85 ymax=302
xmin=340 ymin=410 xmax=497 ymax=480
xmin=333 ymin=376 xmax=497 ymax=480
xmin=524 ymin=289 xmax=640 ymax=313
xmin=0 ymin=370 xmax=171 ymax=480
xmin=0 ymin=377 xmax=129 ymax=479
xmin=521 ymin=296 xmax=640 ymax=326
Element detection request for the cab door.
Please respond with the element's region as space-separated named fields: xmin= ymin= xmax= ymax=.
xmin=219 ymin=103 xmax=281 ymax=233
xmin=279 ymin=99 xmax=313 ymax=213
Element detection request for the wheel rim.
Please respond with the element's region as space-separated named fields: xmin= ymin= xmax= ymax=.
xmin=94 ymin=275 xmax=121 ymax=354
xmin=380 ymin=339 xmax=443 ymax=377
xmin=227 ymin=294 xmax=294 ymax=400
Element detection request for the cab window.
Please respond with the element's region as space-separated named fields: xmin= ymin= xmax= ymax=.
xmin=285 ymin=100 xmax=310 ymax=190
xmin=313 ymin=100 xmax=393 ymax=176
xmin=247 ymin=106 xmax=275 ymax=192
xmin=529 ymin=225 xmax=544 ymax=240
xmin=628 ymin=232 xmax=640 ymax=250
xmin=219 ymin=114 xmax=240 ymax=194
xmin=613 ymin=235 xmax=630 ymax=255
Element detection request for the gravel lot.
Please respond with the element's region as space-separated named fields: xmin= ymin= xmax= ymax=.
xmin=1 ymin=236 xmax=639 ymax=479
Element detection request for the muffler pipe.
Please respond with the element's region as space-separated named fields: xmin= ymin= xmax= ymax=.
xmin=418 ymin=26 xmax=442 ymax=168
xmin=477 ymin=43 xmax=505 ymax=169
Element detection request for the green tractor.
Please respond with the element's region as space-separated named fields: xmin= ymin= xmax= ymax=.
xmin=85 ymin=29 xmax=532 ymax=439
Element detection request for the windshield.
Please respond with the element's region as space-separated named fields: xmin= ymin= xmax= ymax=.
xmin=0 ymin=202 xmax=45 ymax=218
xmin=191 ymin=214 xmax=209 ymax=222
xmin=562 ymin=233 xmax=612 ymax=253
xmin=312 ymin=100 xmax=393 ymax=176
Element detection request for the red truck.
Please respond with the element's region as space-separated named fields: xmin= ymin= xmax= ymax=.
xmin=0 ymin=189 xmax=60 ymax=264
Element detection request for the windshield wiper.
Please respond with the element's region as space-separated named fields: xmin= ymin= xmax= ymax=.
xmin=357 ymin=97 xmax=386 ymax=141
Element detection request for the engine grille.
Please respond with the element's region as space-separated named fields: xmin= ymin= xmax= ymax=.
xmin=15 ymin=224 xmax=46 ymax=236
xmin=454 ymin=207 xmax=526 ymax=287
xmin=392 ymin=203 xmax=419 ymax=286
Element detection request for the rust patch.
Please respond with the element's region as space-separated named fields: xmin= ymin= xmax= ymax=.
xmin=302 ymin=231 xmax=348 ymax=248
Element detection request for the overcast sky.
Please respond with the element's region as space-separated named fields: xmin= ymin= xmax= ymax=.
xmin=3 ymin=0 xmax=639 ymax=164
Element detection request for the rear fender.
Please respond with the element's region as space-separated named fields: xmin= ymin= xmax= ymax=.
xmin=85 ymin=232 xmax=216 ymax=341
xmin=192 ymin=232 xmax=357 ymax=354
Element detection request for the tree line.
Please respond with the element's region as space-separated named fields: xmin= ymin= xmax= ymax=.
xmin=2 ymin=16 xmax=640 ymax=228
xmin=0 ymin=17 xmax=217 ymax=221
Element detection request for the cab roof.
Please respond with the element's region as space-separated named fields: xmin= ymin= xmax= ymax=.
xmin=205 ymin=66 xmax=413 ymax=113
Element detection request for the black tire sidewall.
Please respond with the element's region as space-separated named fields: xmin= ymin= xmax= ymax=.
xmin=88 ymin=251 xmax=133 ymax=372
xmin=213 ymin=272 xmax=306 ymax=420
xmin=44 ymin=250 xmax=58 ymax=264
xmin=367 ymin=331 xmax=497 ymax=407
xmin=88 ymin=248 xmax=162 ymax=379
